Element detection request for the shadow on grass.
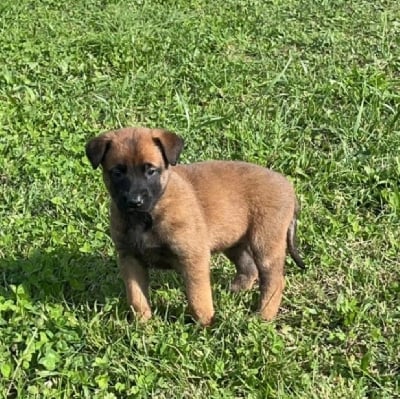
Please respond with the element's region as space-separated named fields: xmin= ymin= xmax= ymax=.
xmin=0 ymin=249 xmax=235 ymax=318
xmin=0 ymin=248 xmax=122 ymax=307
xmin=0 ymin=248 xmax=306 ymax=323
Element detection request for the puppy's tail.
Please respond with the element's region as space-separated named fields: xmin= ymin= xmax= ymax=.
xmin=287 ymin=200 xmax=306 ymax=269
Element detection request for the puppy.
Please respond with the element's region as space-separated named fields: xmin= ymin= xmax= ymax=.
xmin=86 ymin=127 xmax=305 ymax=325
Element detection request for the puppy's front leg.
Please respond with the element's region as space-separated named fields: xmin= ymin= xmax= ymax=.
xmin=181 ymin=253 xmax=215 ymax=326
xmin=118 ymin=254 xmax=151 ymax=321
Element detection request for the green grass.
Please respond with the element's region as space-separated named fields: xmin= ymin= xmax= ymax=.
xmin=1 ymin=0 xmax=399 ymax=397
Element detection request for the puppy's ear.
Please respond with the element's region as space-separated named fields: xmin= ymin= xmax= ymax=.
xmin=153 ymin=130 xmax=184 ymax=166
xmin=85 ymin=134 xmax=111 ymax=169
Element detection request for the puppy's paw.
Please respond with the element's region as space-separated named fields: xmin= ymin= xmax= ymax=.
xmin=230 ymin=274 xmax=258 ymax=292
xmin=189 ymin=308 xmax=215 ymax=327
xmin=197 ymin=314 xmax=214 ymax=327
xmin=128 ymin=306 xmax=152 ymax=323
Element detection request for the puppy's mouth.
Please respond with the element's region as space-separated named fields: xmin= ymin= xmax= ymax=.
xmin=124 ymin=198 xmax=155 ymax=214
xmin=115 ymin=190 xmax=164 ymax=215
xmin=126 ymin=205 xmax=150 ymax=213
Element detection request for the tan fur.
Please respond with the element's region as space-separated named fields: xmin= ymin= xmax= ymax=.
xmin=86 ymin=127 xmax=303 ymax=326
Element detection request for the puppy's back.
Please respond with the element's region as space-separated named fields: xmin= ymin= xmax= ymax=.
xmin=175 ymin=161 xmax=294 ymax=206
xmin=174 ymin=161 xmax=296 ymax=251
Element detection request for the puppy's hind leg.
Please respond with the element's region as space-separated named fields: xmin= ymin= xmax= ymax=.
xmin=251 ymin=240 xmax=286 ymax=321
xmin=224 ymin=245 xmax=258 ymax=292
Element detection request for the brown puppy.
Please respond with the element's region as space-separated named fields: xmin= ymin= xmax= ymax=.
xmin=86 ymin=127 xmax=305 ymax=326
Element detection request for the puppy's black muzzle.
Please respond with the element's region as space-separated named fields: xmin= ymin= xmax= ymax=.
xmin=127 ymin=194 xmax=145 ymax=210
xmin=123 ymin=187 xmax=154 ymax=212
xmin=110 ymin=165 xmax=163 ymax=214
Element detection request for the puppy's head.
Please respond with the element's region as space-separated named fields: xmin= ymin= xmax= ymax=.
xmin=85 ymin=127 xmax=184 ymax=213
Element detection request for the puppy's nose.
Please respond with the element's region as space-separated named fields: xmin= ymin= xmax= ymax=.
xmin=127 ymin=195 xmax=144 ymax=208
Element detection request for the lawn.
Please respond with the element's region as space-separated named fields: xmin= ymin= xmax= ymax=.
xmin=0 ymin=0 xmax=399 ymax=397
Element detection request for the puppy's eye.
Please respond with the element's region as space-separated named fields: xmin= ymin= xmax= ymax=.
xmin=145 ymin=165 xmax=159 ymax=178
xmin=110 ymin=168 xmax=125 ymax=178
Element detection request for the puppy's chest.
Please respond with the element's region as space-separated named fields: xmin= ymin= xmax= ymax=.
xmin=121 ymin=221 xmax=178 ymax=270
